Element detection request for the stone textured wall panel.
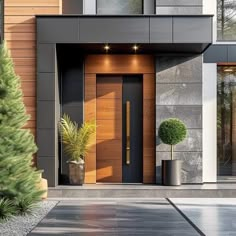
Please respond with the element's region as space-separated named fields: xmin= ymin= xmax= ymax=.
xmin=156 ymin=55 xmax=203 ymax=184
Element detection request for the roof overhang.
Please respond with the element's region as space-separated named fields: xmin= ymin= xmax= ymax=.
xmin=36 ymin=15 xmax=213 ymax=54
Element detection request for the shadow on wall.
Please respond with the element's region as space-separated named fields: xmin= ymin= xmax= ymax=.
xmin=57 ymin=46 xmax=84 ymax=184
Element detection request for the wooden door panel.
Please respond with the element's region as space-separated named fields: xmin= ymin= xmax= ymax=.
xmin=96 ymin=160 xmax=122 ymax=182
xmin=97 ymin=78 xmax=122 ymax=99
xmin=97 ymin=139 xmax=122 ymax=160
xmin=96 ymin=119 xmax=122 ymax=140
xmin=96 ymin=76 xmax=122 ymax=182
xmin=96 ymin=98 xmax=122 ymax=120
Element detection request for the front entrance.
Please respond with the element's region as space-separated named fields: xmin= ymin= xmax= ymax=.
xmin=96 ymin=75 xmax=143 ymax=183
xmin=84 ymin=55 xmax=155 ymax=184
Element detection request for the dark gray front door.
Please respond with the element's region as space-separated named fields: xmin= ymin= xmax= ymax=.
xmin=122 ymin=75 xmax=143 ymax=183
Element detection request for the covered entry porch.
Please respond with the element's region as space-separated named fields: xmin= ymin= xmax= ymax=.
xmin=36 ymin=15 xmax=212 ymax=187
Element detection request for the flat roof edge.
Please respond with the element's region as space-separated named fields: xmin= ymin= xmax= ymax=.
xmin=35 ymin=14 xmax=214 ymax=17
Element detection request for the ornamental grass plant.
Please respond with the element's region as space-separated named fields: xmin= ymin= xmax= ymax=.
xmin=59 ymin=114 xmax=96 ymax=163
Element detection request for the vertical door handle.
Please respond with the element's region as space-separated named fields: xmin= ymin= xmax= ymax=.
xmin=126 ymin=101 xmax=130 ymax=165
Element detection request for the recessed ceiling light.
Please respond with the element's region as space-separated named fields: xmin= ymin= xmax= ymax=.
xmin=224 ymin=68 xmax=234 ymax=72
xmin=104 ymin=44 xmax=110 ymax=51
xmin=133 ymin=45 xmax=139 ymax=51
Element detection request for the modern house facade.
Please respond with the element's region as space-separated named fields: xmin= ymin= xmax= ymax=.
xmin=2 ymin=0 xmax=236 ymax=187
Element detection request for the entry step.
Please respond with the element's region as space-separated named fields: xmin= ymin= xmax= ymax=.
xmin=48 ymin=184 xmax=236 ymax=198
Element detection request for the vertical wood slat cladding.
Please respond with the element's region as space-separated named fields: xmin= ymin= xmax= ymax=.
xmin=96 ymin=76 xmax=122 ymax=182
xmin=85 ymin=55 xmax=155 ymax=183
xmin=4 ymin=0 xmax=61 ymax=133
xmin=84 ymin=73 xmax=97 ymax=183
xmin=143 ymin=74 xmax=156 ymax=183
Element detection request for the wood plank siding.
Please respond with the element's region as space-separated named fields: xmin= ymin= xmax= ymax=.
xmin=4 ymin=0 xmax=62 ymax=135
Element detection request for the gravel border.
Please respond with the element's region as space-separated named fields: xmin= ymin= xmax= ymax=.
xmin=0 ymin=200 xmax=58 ymax=236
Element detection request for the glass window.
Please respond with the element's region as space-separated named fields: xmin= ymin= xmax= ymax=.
xmin=217 ymin=0 xmax=236 ymax=40
xmin=97 ymin=0 xmax=143 ymax=15
xmin=217 ymin=66 xmax=236 ymax=178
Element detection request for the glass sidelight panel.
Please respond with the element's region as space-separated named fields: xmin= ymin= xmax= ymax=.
xmin=97 ymin=0 xmax=143 ymax=15
xmin=217 ymin=66 xmax=236 ymax=177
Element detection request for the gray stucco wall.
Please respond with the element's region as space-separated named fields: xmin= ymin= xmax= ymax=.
xmin=156 ymin=0 xmax=202 ymax=15
xmin=156 ymin=55 xmax=203 ymax=183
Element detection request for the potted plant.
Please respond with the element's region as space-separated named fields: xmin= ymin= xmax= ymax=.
xmin=37 ymin=170 xmax=48 ymax=199
xmin=59 ymin=114 xmax=96 ymax=185
xmin=158 ymin=118 xmax=187 ymax=186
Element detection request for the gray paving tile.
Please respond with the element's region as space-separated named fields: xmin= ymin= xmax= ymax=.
xmin=29 ymin=199 xmax=199 ymax=236
xmin=170 ymin=198 xmax=236 ymax=236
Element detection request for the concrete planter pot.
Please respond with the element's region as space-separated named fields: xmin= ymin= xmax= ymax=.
xmin=68 ymin=161 xmax=85 ymax=185
xmin=162 ymin=160 xmax=182 ymax=186
xmin=37 ymin=172 xmax=48 ymax=199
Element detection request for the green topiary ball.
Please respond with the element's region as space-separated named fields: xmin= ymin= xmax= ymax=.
xmin=158 ymin=118 xmax=187 ymax=145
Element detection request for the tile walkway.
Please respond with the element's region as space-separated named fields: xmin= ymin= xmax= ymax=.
xmin=29 ymin=198 xmax=236 ymax=235
xmin=29 ymin=199 xmax=199 ymax=235
xmin=170 ymin=198 xmax=236 ymax=236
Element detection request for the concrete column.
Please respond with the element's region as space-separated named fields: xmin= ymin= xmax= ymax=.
xmin=202 ymin=63 xmax=217 ymax=182
xmin=83 ymin=0 xmax=96 ymax=14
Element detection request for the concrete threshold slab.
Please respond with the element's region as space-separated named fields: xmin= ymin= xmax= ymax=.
xmin=48 ymin=184 xmax=236 ymax=198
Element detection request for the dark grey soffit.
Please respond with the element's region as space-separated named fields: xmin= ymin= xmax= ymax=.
xmin=36 ymin=15 xmax=213 ymax=53
xmin=204 ymin=44 xmax=236 ymax=63
xmin=55 ymin=43 xmax=210 ymax=54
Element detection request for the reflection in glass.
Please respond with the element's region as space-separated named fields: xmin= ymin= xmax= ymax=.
xmin=97 ymin=0 xmax=143 ymax=15
xmin=217 ymin=0 xmax=236 ymax=40
xmin=217 ymin=66 xmax=236 ymax=176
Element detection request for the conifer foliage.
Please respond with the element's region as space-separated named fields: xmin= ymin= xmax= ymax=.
xmin=0 ymin=42 xmax=42 ymax=220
